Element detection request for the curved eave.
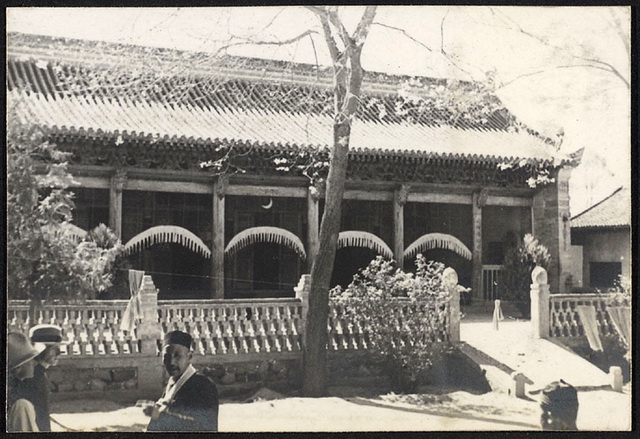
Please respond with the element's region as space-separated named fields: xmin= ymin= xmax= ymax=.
xmin=40 ymin=124 xmax=567 ymax=168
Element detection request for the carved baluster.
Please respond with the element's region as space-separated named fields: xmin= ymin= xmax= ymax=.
xmin=273 ymin=334 xmax=282 ymax=352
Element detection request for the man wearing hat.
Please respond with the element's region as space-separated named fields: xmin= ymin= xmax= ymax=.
xmin=539 ymin=379 xmax=579 ymax=430
xmin=22 ymin=324 xmax=66 ymax=432
xmin=145 ymin=330 xmax=219 ymax=431
xmin=7 ymin=332 xmax=45 ymax=432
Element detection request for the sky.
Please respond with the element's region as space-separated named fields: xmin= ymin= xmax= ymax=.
xmin=6 ymin=6 xmax=631 ymax=214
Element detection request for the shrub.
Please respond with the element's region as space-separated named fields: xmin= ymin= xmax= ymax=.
xmin=7 ymin=107 xmax=124 ymax=305
xmin=329 ymin=255 xmax=453 ymax=393
xmin=499 ymin=233 xmax=551 ymax=318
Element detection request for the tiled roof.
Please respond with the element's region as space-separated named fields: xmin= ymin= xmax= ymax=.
xmin=7 ymin=32 xmax=569 ymax=165
xmin=571 ymin=187 xmax=631 ymax=229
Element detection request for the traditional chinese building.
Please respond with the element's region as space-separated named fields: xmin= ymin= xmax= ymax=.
xmin=7 ymin=32 xmax=580 ymax=301
xmin=571 ymin=187 xmax=631 ymax=290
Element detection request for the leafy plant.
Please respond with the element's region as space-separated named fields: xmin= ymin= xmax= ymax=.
xmin=499 ymin=233 xmax=551 ymax=318
xmin=7 ymin=106 xmax=123 ymax=306
xmin=330 ymin=255 xmax=452 ymax=393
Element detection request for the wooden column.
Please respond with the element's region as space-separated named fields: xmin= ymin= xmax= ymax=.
xmin=472 ymin=190 xmax=486 ymax=303
xmin=393 ymin=185 xmax=410 ymax=267
xmin=109 ymin=169 xmax=126 ymax=238
xmin=307 ymin=187 xmax=320 ymax=271
xmin=211 ymin=177 xmax=227 ymax=299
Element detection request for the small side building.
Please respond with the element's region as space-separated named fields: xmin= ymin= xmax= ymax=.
xmin=571 ymin=187 xmax=631 ymax=290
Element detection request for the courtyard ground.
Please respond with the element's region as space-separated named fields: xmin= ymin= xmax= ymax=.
xmin=50 ymin=384 xmax=631 ymax=432
xmin=49 ymin=315 xmax=631 ymax=432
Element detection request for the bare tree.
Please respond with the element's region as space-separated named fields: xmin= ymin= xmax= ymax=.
xmin=301 ymin=5 xmax=377 ymax=396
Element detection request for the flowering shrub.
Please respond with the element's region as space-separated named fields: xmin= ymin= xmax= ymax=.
xmin=329 ymin=255 xmax=452 ymax=392
xmin=499 ymin=233 xmax=551 ymax=317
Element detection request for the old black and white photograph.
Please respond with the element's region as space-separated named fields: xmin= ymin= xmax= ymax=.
xmin=6 ymin=5 xmax=632 ymax=432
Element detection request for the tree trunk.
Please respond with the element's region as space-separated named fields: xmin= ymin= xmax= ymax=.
xmin=302 ymin=120 xmax=351 ymax=396
xmin=301 ymin=5 xmax=376 ymax=398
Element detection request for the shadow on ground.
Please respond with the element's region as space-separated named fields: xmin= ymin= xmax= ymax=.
xmin=344 ymin=395 xmax=540 ymax=430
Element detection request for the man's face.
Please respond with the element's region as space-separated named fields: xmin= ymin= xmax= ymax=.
xmin=13 ymin=359 xmax=35 ymax=381
xmin=162 ymin=344 xmax=192 ymax=379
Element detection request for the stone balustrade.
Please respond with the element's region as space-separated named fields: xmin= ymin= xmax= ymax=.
xmin=8 ymin=270 xmax=460 ymax=400
xmin=8 ymin=300 xmax=138 ymax=356
xmin=548 ymin=294 xmax=628 ymax=339
xmin=529 ymin=266 xmax=630 ymax=340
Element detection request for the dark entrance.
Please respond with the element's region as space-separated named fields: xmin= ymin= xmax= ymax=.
xmin=253 ymin=242 xmax=280 ymax=290
xmin=331 ymin=247 xmax=378 ymax=289
xmin=136 ymin=243 xmax=209 ymax=299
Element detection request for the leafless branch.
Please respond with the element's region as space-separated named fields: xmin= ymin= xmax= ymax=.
xmin=372 ymin=22 xmax=433 ymax=52
xmin=498 ymin=64 xmax=624 ymax=90
xmin=607 ymin=8 xmax=630 ymax=59
xmin=213 ymin=29 xmax=320 ymax=57
xmin=308 ymin=6 xmax=341 ymax=64
xmin=326 ymin=7 xmax=353 ymax=55
xmin=489 ymin=6 xmax=629 ymax=89
xmin=440 ymin=8 xmax=450 ymax=55
xmin=353 ymin=6 xmax=377 ymax=49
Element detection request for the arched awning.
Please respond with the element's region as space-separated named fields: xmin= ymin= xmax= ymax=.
xmin=404 ymin=233 xmax=472 ymax=261
xmin=225 ymin=226 xmax=306 ymax=260
xmin=337 ymin=231 xmax=393 ymax=259
xmin=123 ymin=225 xmax=211 ymax=258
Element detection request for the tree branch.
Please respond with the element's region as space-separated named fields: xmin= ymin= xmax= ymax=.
xmin=326 ymin=7 xmax=353 ymax=55
xmin=489 ymin=6 xmax=629 ymax=89
xmin=372 ymin=22 xmax=432 ymax=52
xmin=213 ymin=29 xmax=320 ymax=56
xmin=353 ymin=6 xmax=377 ymax=49
xmin=440 ymin=7 xmax=450 ymax=54
xmin=308 ymin=6 xmax=341 ymax=64
xmin=497 ymin=63 xmax=627 ymax=90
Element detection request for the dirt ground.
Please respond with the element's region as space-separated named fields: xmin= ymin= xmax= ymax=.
xmin=49 ymin=384 xmax=631 ymax=432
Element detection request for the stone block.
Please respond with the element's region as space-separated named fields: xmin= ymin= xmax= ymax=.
xmin=48 ymin=368 xmax=64 ymax=384
xmin=221 ymin=372 xmax=236 ymax=385
xmin=202 ymin=365 xmax=225 ymax=379
xmin=89 ymin=378 xmax=107 ymax=391
xmin=110 ymin=368 xmax=137 ymax=382
xmin=92 ymin=369 xmax=113 ymax=382
xmin=58 ymin=382 xmax=74 ymax=393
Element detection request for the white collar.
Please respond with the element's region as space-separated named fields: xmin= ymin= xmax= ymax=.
xmin=159 ymin=364 xmax=196 ymax=405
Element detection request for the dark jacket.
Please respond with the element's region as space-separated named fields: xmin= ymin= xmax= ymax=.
xmin=23 ymin=363 xmax=52 ymax=432
xmin=147 ymin=373 xmax=219 ymax=432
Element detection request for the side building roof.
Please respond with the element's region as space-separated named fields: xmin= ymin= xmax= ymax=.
xmin=571 ymin=187 xmax=631 ymax=230
xmin=7 ymin=32 xmax=572 ymax=167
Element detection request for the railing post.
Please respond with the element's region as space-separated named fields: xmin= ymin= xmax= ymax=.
xmin=510 ymin=371 xmax=527 ymax=398
xmin=444 ymin=267 xmax=460 ymax=343
xmin=530 ymin=266 xmax=550 ymax=339
xmin=137 ymin=275 xmax=164 ymax=399
xmin=138 ymin=275 xmax=160 ymax=353
xmin=294 ymin=274 xmax=311 ymax=345
xmin=609 ymin=366 xmax=623 ymax=392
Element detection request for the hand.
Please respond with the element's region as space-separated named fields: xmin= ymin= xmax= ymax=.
xmin=150 ymin=404 xmax=168 ymax=420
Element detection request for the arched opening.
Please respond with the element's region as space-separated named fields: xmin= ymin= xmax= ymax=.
xmin=225 ymin=242 xmax=302 ymax=299
xmin=331 ymin=247 xmax=379 ymax=289
xmin=129 ymin=243 xmax=210 ymax=300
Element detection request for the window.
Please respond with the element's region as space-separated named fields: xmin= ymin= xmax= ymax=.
xmin=590 ymin=262 xmax=621 ymax=289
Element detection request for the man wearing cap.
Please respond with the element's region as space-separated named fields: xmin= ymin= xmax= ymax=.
xmin=145 ymin=330 xmax=219 ymax=432
xmin=22 ymin=324 xmax=66 ymax=432
xmin=7 ymin=332 xmax=45 ymax=432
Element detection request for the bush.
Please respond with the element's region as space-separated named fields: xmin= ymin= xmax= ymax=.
xmin=329 ymin=255 xmax=453 ymax=393
xmin=499 ymin=233 xmax=551 ymax=318
xmin=7 ymin=107 xmax=123 ymax=305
